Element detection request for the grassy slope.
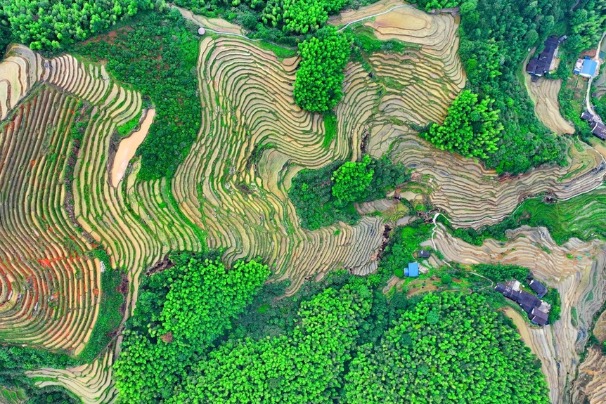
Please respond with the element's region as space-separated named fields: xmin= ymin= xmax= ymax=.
xmin=445 ymin=187 xmax=606 ymax=246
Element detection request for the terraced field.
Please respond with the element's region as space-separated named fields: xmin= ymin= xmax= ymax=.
xmin=27 ymin=350 xmax=116 ymax=404
xmin=526 ymin=77 xmax=575 ymax=135
xmin=332 ymin=1 xmax=604 ymax=229
xmin=432 ymin=224 xmax=606 ymax=403
xmin=2 ymin=2 xmax=606 ymax=402
xmin=0 ymin=87 xmax=100 ymax=354
xmin=173 ymin=36 xmax=385 ymax=289
xmin=573 ymin=347 xmax=606 ymax=403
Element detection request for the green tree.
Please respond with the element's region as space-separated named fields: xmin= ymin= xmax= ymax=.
xmin=331 ymin=155 xmax=374 ymax=203
xmin=423 ymin=90 xmax=502 ymax=160
xmin=1 ymin=0 xmax=154 ymax=50
xmin=114 ymin=254 xmax=269 ymax=402
xmin=293 ymin=27 xmax=352 ymax=113
xmin=344 ymin=293 xmax=549 ymax=403
xmin=171 ymin=283 xmax=372 ymax=403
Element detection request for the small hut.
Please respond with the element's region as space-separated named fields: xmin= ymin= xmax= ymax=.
xmin=405 ymin=262 xmax=419 ymax=277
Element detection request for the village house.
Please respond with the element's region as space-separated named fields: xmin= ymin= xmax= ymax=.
xmin=495 ymin=280 xmax=551 ymax=326
xmin=574 ymin=57 xmax=599 ymax=78
xmin=580 ymin=111 xmax=606 ymax=140
xmin=526 ymin=36 xmax=565 ymax=80
xmin=528 ymin=278 xmax=547 ymax=298
xmin=416 ymin=250 xmax=431 ymax=259
xmin=405 ymin=262 xmax=419 ymax=277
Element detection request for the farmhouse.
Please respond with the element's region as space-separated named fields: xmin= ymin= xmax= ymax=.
xmin=417 ymin=250 xmax=431 ymax=259
xmin=591 ymin=122 xmax=606 ymax=140
xmin=405 ymin=262 xmax=419 ymax=277
xmin=526 ymin=36 xmax=564 ymax=79
xmin=495 ymin=281 xmax=551 ymax=326
xmin=528 ymin=279 xmax=547 ymax=298
xmin=580 ymin=111 xmax=606 ymax=140
xmin=576 ymin=57 xmax=599 ymax=78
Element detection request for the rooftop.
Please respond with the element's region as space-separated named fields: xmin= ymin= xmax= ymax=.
xmin=526 ymin=36 xmax=561 ymax=77
xmin=580 ymin=59 xmax=598 ymax=78
xmin=405 ymin=262 xmax=419 ymax=277
xmin=591 ymin=122 xmax=606 ymax=140
xmin=418 ymin=250 xmax=431 ymax=259
xmin=529 ymin=279 xmax=547 ymax=298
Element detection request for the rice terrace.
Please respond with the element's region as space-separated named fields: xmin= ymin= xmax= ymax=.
xmin=0 ymin=0 xmax=605 ymax=403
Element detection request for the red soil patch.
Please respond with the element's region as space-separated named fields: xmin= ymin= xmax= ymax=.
xmin=38 ymin=259 xmax=52 ymax=268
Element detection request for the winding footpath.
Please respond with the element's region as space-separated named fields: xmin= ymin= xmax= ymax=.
xmin=585 ymin=32 xmax=606 ymax=121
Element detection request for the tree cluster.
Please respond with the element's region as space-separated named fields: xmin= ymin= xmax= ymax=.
xmin=71 ymin=11 xmax=201 ymax=180
xmin=111 ymin=245 xmax=549 ymax=404
xmin=113 ymin=252 xmax=269 ymax=402
xmin=293 ymin=27 xmax=352 ymax=113
xmin=344 ymin=293 xmax=549 ymax=403
xmin=423 ymin=90 xmax=502 ymax=160
xmin=411 ymin=0 xmax=570 ymax=174
xmin=281 ymin=0 xmax=348 ymax=34
xmin=289 ymin=156 xmax=410 ymax=230
xmin=0 ymin=0 xmax=155 ymax=50
xmin=568 ymin=0 xmax=606 ymax=53
xmin=331 ymin=155 xmax=374 ymax=203
xmin=171 ymin=283 xmax=372 ymax=403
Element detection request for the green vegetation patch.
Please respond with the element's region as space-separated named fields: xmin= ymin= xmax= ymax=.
xmin=70 ymin=11 xmax=201 ymax=180
xmin=346 ymin=292 xmax=548 ymax=403
xmin=113 ymin=251 xmax=269 ymax=402
xmin=422 ymin=90 xmax=502 ymax=160
xmin=380 ymin=222 xmax=433 ymax=279
xmin=473 ymin=263 xmax=530 ymax=283
xmin=257 ymin=41 xmax=298 ymax=59
xmin=76 ymin=268 xmax=125 ymax=363
xmin=289 ymin=156 xmax=410 ymax=230
xmin=0 ymin=0 xmax=155 ymax=50
xmin=293 ymin=27 xmax=352 ymax=113
xmin=116 ymin=110 xmax=142 ymax=138
xmin=442 ymin=188 xmax=606 ymax=246
xmin=111 ymin=248 xmax=549 ymax=403
xmin=322 ymin=111 xmax=338 ymax=149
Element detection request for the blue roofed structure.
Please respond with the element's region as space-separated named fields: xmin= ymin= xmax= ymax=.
xmin=405 ymin=262 xmax=419 ymax=277
xmin=579 ymin=58 xmax=598 ymax=78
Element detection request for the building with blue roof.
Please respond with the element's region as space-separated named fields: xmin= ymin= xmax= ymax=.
xmin=579 ymin=58 xmax=598 ymax=78
xmin=405 ymin=262 xmax=419 ymax=277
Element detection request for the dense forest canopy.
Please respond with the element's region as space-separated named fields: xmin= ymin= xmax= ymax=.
xmin=114 ymin=253 xmax=269 ymax=401
xmin=422 ymin=90 xmax=502 ymax=160
xmin=0 ymin=0 xmax=155 ymax=50
xmin=344 ymin=293 xmax=548 ymax=403
xmin=112 ymin=256 xmax=550 ymax=403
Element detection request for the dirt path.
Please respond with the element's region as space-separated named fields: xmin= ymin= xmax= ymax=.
xmin=586 ymin=32 xmax=606 ymax=120
xmin=172 ymin=4 xmax=247 ymax=38
xmin=111 ymin=108 xmax=155 ymax=188
xmin=334 ymin=1 xmax=410 ymax=32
